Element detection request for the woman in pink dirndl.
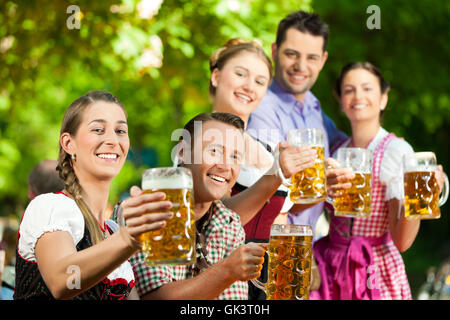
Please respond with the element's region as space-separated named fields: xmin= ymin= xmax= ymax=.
xmin=310 ymin=62 xmax=445 ymax=300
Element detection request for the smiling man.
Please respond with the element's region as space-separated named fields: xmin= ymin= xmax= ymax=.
xmin=130 ymin=112 xmax=267 ymax=300
xmin=247 ymin=11 xmax=347 ymax=231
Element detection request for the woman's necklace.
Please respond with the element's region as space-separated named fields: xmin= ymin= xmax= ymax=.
xmin=99 ymin=221 xmax=108 ymax=240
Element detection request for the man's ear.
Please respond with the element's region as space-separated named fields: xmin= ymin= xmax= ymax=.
xmin=271 ymin=42 xmax=277 ymax=61
xmin=176 ymin=140 xmax=191 ymax=165
xmin=319 ymin=50 xmax=328 ymax=71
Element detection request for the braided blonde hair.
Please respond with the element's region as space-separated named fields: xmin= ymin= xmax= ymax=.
xmin=57 ymin=90 xmax=126 ymax=245
xmin=209 ymin=38 xmax=273 ymax=96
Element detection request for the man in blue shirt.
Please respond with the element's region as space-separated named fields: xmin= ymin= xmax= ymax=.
xmin=247 ymin=11 xmax=347 ymax=232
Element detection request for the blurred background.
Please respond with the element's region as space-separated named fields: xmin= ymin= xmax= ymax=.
xmin=0 ymin=0 xmax=449 ymax=299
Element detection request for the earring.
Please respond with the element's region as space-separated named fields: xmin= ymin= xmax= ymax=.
xmin=71 ymin=154 xmax=76 ymax=161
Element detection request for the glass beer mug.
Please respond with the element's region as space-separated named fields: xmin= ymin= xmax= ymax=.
xmin=333 ymin=148 xmax=373 ymax=218
xmin=403 ymin=152 xmax=449 ymax=220
xmin=251 ymin=224 xmax=313 ymax=300
xmin=140 ymin=167 xmax=196 ymax=265
xmin=285 ymin=128 xmax=327 ymax=204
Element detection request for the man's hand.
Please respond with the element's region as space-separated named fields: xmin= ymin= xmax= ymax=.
xmin=278 ymin=141 xmax=317 ymax=179
xmin=223 ymin=242 xmax=268 ymax=281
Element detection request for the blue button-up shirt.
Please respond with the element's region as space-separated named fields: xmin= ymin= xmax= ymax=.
xmin=247 ymin=80 xmax=347 ymax=233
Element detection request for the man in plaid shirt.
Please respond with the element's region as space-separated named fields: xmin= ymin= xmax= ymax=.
xmin=130 ymin=113 xmax=267 ymax=300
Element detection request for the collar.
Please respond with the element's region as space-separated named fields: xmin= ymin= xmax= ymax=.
xmin=367 ymin=127 xmax=389 ymax=151
xmin=270 ymin=79 xmax=321 ymax=115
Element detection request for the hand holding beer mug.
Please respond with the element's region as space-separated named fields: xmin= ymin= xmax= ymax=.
xmin=285 ymin=128 xmax=327 ymax=204
xmin=251 ymin=224 xmax=313 ymax=300
xmin=332 ymin=148 xmax=373 ymax=218
xmin=139 ymin=167 xmax=196 ymax=265
xmin=403 ymin=152 xmax=449 ymax=220
xmin=118 ymin=167 xmax=196 ymax=265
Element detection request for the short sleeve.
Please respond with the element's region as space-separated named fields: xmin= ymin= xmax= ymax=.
xmin=379 ymin=138 xmax=415 ymax=200
xmin=130 ymin=251 xmax=184 ymax=297
xmin=247 ymin=108 xmax=284 ymax=150
xmin=18 ymin=193 xmax=85 ymax=262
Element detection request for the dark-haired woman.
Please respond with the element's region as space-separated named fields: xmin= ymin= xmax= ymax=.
xmin=311 ymin=62 xmax=445 ymax=300
xmin=15 ymin=91 xmax=173 ymax=300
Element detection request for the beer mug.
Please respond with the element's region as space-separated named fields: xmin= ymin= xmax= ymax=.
xmin=333 ymin=148 xmax=372 ymax=218
xmin=140 ymin=167 xmax=196 ymax=265
xmin=403 ymin=152 xmax=449 ymax=220
xmin=285 ymin=128 xmax=327 ymax=204
xmin=251 ymin=224 xmax=313 ymax=300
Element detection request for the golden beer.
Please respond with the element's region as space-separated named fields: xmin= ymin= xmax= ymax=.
xmin=404 ymin=171 xmax=440 ymax=220
xmin=334 ymin=173 xmax=372 ymax=218
xmin=251 ymin=224 xmax=313 ymax=300
xmin=141 ymin=168 xmax=196 ymax=265
xmin=289 ymin=146 xmax=327 ymax=204
xmin=266 ymin=234 xmax=313 ymax=300
xmin=287 ymin=128 xmax=327 ymax=204
xmin=402 ymin=152 xmax=449 ymax=220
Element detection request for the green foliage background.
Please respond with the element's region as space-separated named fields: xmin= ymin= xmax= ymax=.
xmin=0 ymin=0 xmax=448 ymax=297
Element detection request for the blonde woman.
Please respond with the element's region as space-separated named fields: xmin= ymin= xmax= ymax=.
xmin=15 ymin=90 xmax=172 ymax=300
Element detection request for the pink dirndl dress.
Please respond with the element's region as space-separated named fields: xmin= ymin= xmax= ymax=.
xmin=310 ymin=133 xmax=412 ymax=300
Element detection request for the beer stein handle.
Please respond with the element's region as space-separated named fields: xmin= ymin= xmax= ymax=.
xmin=112 ymin=202 xmax=126 ymax=228
xmin=275 ymin=152 xmax=292 ymax=187
xmin=325 ymin=196 xmax=335 ymax=206
xmin=250 ymin=278 xmax=267 ymax=294
xmin=438 ymin=172 xmax=449 ymax=207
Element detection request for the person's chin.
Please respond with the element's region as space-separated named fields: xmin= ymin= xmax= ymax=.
xmin=202 ymin=182 xmax=230 ymax=202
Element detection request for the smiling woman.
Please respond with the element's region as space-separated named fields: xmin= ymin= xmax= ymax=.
xmin=58 ymin=92 xmax=130 ymax=244
xmin=311 ymin=62 xmax=447 ymax=300
xmin=14 ymin=90 xmax=174 ymax=300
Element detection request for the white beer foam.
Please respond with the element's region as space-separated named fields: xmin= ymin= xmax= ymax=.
xmin=271 ymin=231 xmax=313 ymax=237
xmin=142 ymin=176 xmax=193 ymax=190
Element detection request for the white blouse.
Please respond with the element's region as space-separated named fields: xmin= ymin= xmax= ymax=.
xmin=237 ymin=138 xmax=294 ymax=213
xmin=18 ymin=193 xmax=134 ymax=283
xmin=333 ymin=127 xmax=414 ymax=201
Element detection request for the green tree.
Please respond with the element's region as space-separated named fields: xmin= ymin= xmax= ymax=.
xmin=0 ymin=0 xmax=311 ymax=216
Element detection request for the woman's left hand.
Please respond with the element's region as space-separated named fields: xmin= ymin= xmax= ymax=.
xmin=325 ymin=158 xmax=354 ymax=198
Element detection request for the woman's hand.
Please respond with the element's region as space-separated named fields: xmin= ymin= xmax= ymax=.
xmin=325 ymin=158 xmax=355 ymax=198
xmin=278 ymin=141 xmax=317 ymax=179
xmin=119 ymin=186 xmax=174 ymax=247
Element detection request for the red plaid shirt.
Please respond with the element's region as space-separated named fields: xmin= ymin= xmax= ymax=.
xmin=130 ymin=200 xmax=248 ymax=300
